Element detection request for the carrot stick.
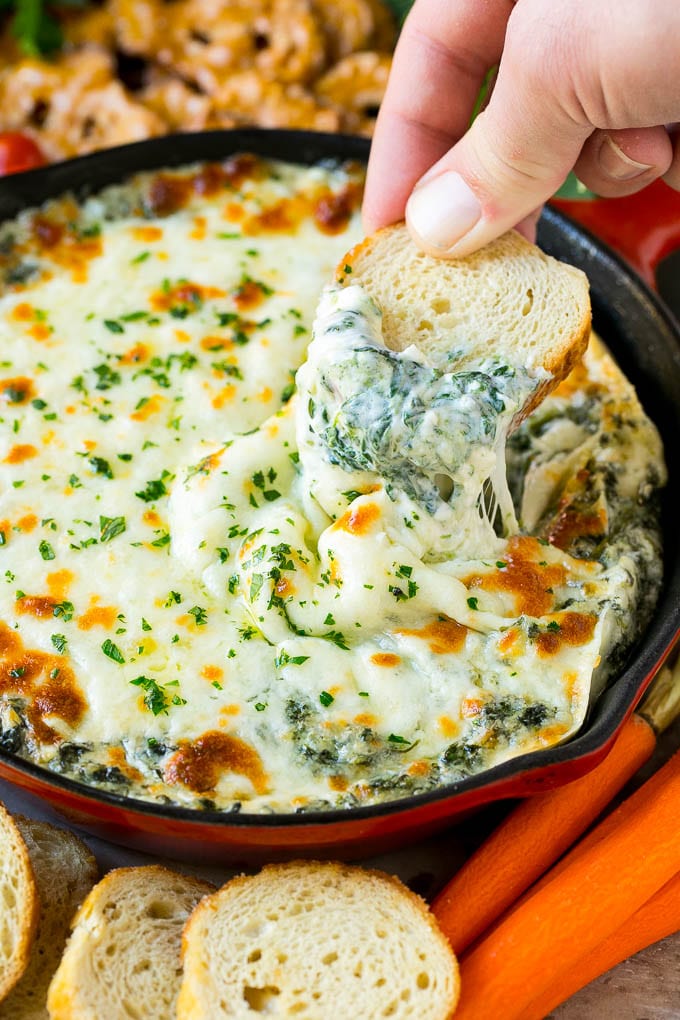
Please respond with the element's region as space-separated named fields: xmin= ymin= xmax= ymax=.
xmin=431 ymin=665 xmax=679 ymax=955
xmin=481 ymin=664 xmax=680 ymax=917
xmin=519 ymin=870 xmax=680 ymax=1020
xmin=432 ymin=719 xmax=653 ymax=954
xmin=453 ymin=749 xmax=680 ymax=1020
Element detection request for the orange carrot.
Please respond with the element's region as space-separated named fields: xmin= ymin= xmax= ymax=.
xmin=431 ymin=665 xmax=679 ymax=955
xmin=519 ymin=870 xmax=680 ymax=1020
xmin=432 ymin=715 xmax=654 ymax=954
xmin=453 ymin=748 xmax=680 ymax=1020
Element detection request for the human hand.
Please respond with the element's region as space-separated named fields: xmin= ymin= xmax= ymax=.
xmin=363 ymin=0 xmax=680 ymax=257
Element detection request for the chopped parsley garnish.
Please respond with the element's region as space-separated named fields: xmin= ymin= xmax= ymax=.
xmin=103 ymin=319 xmax=125 ymax=334
xmin=51 ymin=633 xmax=67 ymax=654
xmin=323 ymin=630 xmax=349 ymax=651
xmin=88 ymin=456 xmax=113 ymax=479
xmin=53 ymin=600 xmax=74 ymax=622
xmin=390 ymin=565 xmax=419 ymax=601
xmin=319 ymin=691 xmax=334 ymax=707
xmin=211 ymin=360 xmax=243 ymax=380
xmin=547 ymin=620 xmax=562 ymax=632
xmin=135 ymin=472 xmax=171 ymax=502
xmin=130 ymin=675 xmax=182 ymax=716
xmin=467 ymin=596 xmax=479 ymax=610
xmin=188 ymin=605 xmax=208 ymax=626
xmin=102 ymin=639 xmax=125 ymax=664
xmin=388 ymin=733 xmax=409 ymax=744
xmin=496 ymin=561 xmax=507 ymax=569
xmin=99 ymin=515 xmax=126 ymax=543
xmin=38 ymin=539 xmax=55 ymax=561
xmin=275 ymin=650 xmax=310 ymax=668
xmin=164 ymin=591 xmax=182 ymax=607
xmin=250 ymin=468 xmax=281 ymax=504
xmin=254 ymin=702 xmax=267 ymax=712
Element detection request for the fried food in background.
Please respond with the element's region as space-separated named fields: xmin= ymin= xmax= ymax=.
xmin=0 ymin=0 xmax=395 ymax=163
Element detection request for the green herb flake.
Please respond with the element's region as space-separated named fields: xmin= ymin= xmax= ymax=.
xmin=135 ymin=476 xmax=169 ymax=502
xmin=102 ymin=639 xmax=125 ymax=664
xmin=51 ymin=633 xmax=67 ymax=654
xmin=103 ymin=319 xmax=124 ymax=334
xmin=467 ymin=596 xmax=479 ymax=611
xmin=38 ymin=539 xmax=55 ymax=561
xmin=319 ymin=690 xmax=334 ymax=707
xmin=99 ymin=515 xmax=126 ymax=543
xmin=131 ymin=675 xmax=170 ymax=715
xmin=52 ymin=600 xmax=74 ymax=622
xmin=88 ymin=456 xmax=113 ymax=479
xmin=188 ymin=605 xmax=208 ymax=626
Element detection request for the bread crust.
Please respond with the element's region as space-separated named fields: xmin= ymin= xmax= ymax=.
xmin=47 ymin=865 xmax=214 ymax=1020
xmin=0 ymin=818 xmax=97 ymax=1020
xmin=178 ymin=859 xmax=460 ymax=1020
xmin=335 ymin=223 xmax=592 ymax=426
xmin=0 ymin=801 xmax=39 ymax=1003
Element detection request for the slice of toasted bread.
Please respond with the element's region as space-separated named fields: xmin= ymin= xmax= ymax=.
xmin=336 ymin=224 xmax=591 ymax=420
xmin=177 ymin=860 xmax=459 ymax=1020
xmin=47 ymin=865 xmax=214 ymax=1020
xmin=0 ymin=802 xmax=38 ymax=1003
xmin=0 ymin=818 xmax=97 ymax=1020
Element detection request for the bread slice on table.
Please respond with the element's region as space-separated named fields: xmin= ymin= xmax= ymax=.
xmin=47 ymin=865 xmax=214 ymax=1020
xmin=0 ymin=818 xmax=97 ymax=1020
xmin=177 ymin=860 xmax=459 ymax=1020
xmin=336 ymin=224 xmax=591 ymax=420
xmin=0 ymin=801 xmax=39 ymax=1003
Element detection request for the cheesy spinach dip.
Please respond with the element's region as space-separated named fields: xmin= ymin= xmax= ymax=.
xmin=0 ymin=155 xmax=666 ymax=814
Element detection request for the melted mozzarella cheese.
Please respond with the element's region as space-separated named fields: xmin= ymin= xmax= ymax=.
xmin=0 ymin=157 xmax=666 ymax=814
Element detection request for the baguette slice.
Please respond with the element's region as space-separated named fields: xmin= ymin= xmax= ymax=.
xmin=177 ymin=861 xmax=459 ymax=1020
xmin=0 ymin=818 xmax=97 ymax=1020
xmin=0 ymin=801 xmax=38 ymax=1003
xmin=47 ymin=865 xmax=214 ymax=1020
xmin=336 ymin=224 xmax=591 ymax=420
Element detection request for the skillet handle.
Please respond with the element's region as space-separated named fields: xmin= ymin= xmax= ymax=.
xmin=551 ymin=179 xmax=680 ymax=290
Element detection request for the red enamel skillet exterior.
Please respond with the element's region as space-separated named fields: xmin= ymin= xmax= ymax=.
xmin=0 ymin=130 xmax=678 ymax=864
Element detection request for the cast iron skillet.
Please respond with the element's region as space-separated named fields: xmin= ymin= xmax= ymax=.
xmin=0 ymin=129 xmax=678 ymax=864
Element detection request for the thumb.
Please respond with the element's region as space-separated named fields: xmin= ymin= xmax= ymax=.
xmin=405 ymin=28 xmax=592 ymax=257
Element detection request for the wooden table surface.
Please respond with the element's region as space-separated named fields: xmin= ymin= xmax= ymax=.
xmin=1 ymin=709 xmax=678 ymax=1018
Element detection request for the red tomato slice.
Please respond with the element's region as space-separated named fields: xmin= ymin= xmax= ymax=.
xmin=0 ymin=133 xmax=47 ymax=176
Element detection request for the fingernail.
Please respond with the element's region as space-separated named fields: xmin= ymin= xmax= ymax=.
xmin=406 ymin=171 xmax=482 ymax=250
xmin=599 ymin=135 xmax=654 ymax=181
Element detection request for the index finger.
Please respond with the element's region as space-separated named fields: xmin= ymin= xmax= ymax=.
xmin=363 ymin=0 xmax=514 ymax=233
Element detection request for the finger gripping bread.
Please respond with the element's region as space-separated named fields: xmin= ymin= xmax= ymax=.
xmin=177 ymin=860 xmax=460 ymax=1020
xmin=0 ymin=818 xmax=97 ymax=1020
xmin=337 ymin=223 xmax=591 ymax=421
xmin=47 ymin=865 xmax=214 ymax=1020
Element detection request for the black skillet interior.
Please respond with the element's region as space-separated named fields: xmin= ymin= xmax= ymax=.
xmin=0 ymin=128 xmax=678 ymax=824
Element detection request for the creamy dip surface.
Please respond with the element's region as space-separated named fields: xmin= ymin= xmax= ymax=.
xmin=0 ymin=155 xmax=666 ymax=813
